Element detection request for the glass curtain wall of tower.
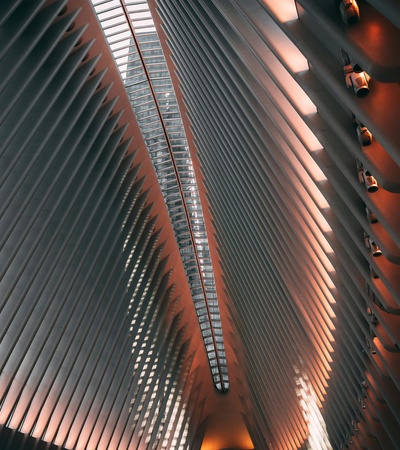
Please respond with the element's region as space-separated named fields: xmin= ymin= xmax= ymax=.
xmin=90 ymin=0 xmax=229 ymax=392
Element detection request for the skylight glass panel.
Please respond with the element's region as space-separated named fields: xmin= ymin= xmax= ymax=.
xmin=91 ymin=0 xmax=229 ymax=392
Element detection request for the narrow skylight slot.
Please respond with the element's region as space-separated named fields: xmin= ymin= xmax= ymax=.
xmin=91 ymin=0 xmax=229 ymax=392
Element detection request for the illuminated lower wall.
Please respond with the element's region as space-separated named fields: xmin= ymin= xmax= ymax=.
xmin=151 ymin=0 xmax=400 ymax=448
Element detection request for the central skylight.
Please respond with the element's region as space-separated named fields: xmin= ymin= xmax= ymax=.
xmin=91 ymin=0 xmax=229 ymax=392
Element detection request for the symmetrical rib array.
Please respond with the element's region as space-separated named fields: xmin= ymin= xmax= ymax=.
xmin=152 ymin=0 xmax=400 ymax=448
xmin=90 ymin=0 xmax=229 ymax=392
xmin=2 ymin=0 xmax=400 ymax=449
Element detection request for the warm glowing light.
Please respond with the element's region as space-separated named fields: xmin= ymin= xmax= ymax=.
xmin=363 ymin=20 xmax=383 ymax=37
xmin=324 ymin=272 xmax=335 ymax=290
xmin=261 ymin=12 xmax=309 ymax=75
xmin=318 ymin=232 xmax=334 ymax=256
xmin=262 ymin=0 xmax=299 ymax=23
xmin=273 ymin=99 xmax=321 ymax=157
xmin=254 ymin=9 xmax=314 ymax=114
xmin=324 ymin=288 xmax=337 ymax=305
xmin=310 ymin=207 xmax=332 ymax=234
xmin=306 ymin=123 xmax=324 ymax=153
xmin=301 ymin=151 xmax=326 ymax=183
xmin=200 ymin=413 xmax=254 ymax=450
xmin=271 ymin=66 xmax=316 ymax=116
